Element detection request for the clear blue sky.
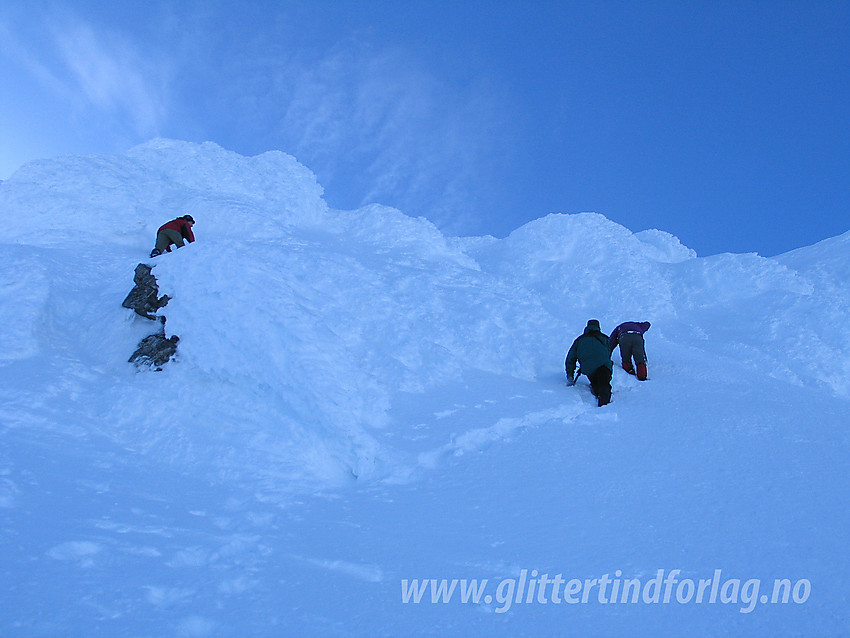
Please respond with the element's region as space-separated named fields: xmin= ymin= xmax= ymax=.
xmin=1 ymin=0 xmax=848 ymax=256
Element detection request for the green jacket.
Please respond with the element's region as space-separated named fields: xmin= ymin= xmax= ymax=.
xmin=565 ymin=327 xmax=613 ymax=377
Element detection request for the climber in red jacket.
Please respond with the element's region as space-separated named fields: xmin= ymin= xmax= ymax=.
xmin=150 ymin=215 xmax=195 ymax=257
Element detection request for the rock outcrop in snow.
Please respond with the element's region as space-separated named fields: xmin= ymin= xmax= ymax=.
xmin=122 ymin=263 xmax=170 ymax=320
xmin=122 ymin=263 xmax=178 ymax=369
xmin=128 ymin=328 xmax=180 ymax=369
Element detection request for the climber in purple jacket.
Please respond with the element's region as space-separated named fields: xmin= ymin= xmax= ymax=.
xmin=609 ymin=321 xmax=651 ymax=380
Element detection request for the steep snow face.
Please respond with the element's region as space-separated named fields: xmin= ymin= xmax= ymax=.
xmin=0 ymin=141 xmax=556 ymax=490
xmin=773 ymin=231 xmax=850 ymax=395
xmin=1 ymin=139 xmax=847 ymax=497
xmin=469 ymin=212 xmax=686 ymax=321
xmin=118 ymin=212 xmax=561 ymax=489
xmin=0 ymin=246 xmax=50 ymax=362
xmin=1 ymin=141 xmax=849 ymax=636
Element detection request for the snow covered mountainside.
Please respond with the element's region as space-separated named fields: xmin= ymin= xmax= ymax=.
xmin=1 ymin=140 xmax=848 ymax=636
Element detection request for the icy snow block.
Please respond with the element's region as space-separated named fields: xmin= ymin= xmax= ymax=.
xmin=122 ymin=263 xmax=170 ymax=320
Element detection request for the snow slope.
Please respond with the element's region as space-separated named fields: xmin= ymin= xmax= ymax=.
xmin=1 ymin=140 xmax=848 ymax=637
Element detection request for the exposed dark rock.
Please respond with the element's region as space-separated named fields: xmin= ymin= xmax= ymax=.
xmin=124 ymin=266 xmax=179 ymax=370
xmin=122 ymin=263 xmax=170 ymax=320
xmin=129 ymin=329 xmax=180 ymax=369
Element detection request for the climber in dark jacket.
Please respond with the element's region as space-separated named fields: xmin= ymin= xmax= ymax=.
xmin=150 ymin=215 xmax=195 ymax=257
xmin=565 ymin=319 xmax=614 ymax=407
xmin=609 ymin=321 xmax=651 ymax=380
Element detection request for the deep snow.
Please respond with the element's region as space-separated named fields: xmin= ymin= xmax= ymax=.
xmin=1 ymin=140 xmax=848 ymax=637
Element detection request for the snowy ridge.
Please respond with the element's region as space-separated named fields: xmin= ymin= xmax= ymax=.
xmin=2 ymin=139 xmax=326 ymax=248
xmin=0 ymin=140 xmax=847 ymax=636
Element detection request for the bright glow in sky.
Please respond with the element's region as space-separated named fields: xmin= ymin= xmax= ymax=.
xmin=1 ymin=0 xmax=848 ymax=256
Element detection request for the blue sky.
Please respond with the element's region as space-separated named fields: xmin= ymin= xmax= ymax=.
xmin=1 ymin=0 xmax=848 ymax=256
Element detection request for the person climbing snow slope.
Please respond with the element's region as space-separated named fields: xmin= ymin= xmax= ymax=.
xmin=609 ymin=321 xmax=651 ymax=380
xmin=150 ymin=215 xmax=195 ymax=257
xmin=565 ymin=319 xmax=614 ymax=407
